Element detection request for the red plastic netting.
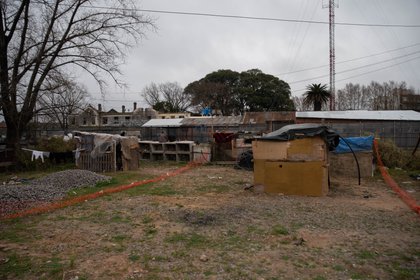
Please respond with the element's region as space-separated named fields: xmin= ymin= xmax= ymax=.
xmin=1 ymin=161 xmax=202 ymax=220
xmin=373 ymin=139 xmax=420 ymax=217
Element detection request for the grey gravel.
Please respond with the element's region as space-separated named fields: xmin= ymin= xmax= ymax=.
xmin=0 ymin=169 xmax=111 ymax=214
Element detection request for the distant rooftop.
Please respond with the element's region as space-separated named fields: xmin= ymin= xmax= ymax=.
xmin=296 ymin=110 xmax=420 ymax=121
xmin=142 ymin=118 xmax=183 ymax=127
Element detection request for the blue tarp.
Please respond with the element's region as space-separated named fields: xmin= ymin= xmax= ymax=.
xmin=334 ymin=136 xmax=374 ymax=154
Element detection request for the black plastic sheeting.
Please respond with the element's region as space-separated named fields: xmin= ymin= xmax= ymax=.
xmin=260 ymin=123 xmax=340 ymax=151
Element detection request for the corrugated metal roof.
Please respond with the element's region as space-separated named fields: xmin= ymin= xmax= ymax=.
xmin=296 ymin=110 xmax=420 ymax=121
xmin=142 ymin=118 xmax=183 ymax=127
xmin=181 ymin=116 xmax=243 ymax=126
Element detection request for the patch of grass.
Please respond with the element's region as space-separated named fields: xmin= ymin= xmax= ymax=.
xmin=74 ymin=211 xmax=106 ymax=223
xmin=197 ymin=184 xmax=230 ymax=193
xmin=142 ymin=215 xmax=153 ymax=224
xmin=204 ymin=270 xmax=213 ymax=276
xmin=0 ymin=220 xmax=37 ymax=243
xmin=0 ymin=254 xmax=32 ymax=278
xmin=129 ymin=254 xmax=141 ymax=262
xmin=350 ymin=273 xmax=366 ymax=279
xmin=272 ymin=224 xmax=289 ymax=236
xmin=313 ymin=276 xmax=327 ymax=280
xmin=333 ymin=264 xmax=345 ymax=271
xmin=394 ymin=266 xmax=419 ymax=280
xmin=144 ymin=225 xmax=158 ymax=238
xmin=171 ymin=250 xmax=188 ymax=258
xmin=389 ymin=258 xmax=420 ymax=280
xmin=41 ymin=257 xmax=64 ymax=277
xmin=165 ymin=232 xmax=210 ymax=248
xmin=151 ymin=255 xmax=169 ymax=262
xmin=218 ymin=231 xmax=248 ymax=249
xmin=246 ymin=225 xmax=265 ymax=234
xmin=66 ymin=171 xmax=153 ymax=198
xmin=110 ymin=214 xmax=131 ymax=223
xmin=357 ymin=250 xmax=376 ymax=260
xmin=125 ymin=183 xmax=180 ymax=197
xmin=112 ymin=234 xmax=129 ymax=243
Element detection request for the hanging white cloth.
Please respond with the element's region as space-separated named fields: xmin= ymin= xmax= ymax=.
xmin=22 ymin=148 xmax=50 ymax=163
xmin=32 ymin=151 xmax=45 ymax=162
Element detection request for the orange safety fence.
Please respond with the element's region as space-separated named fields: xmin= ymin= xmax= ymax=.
xmin=1 ymin=161 xmax=202 ymax=221
xmin=373 ymin=139 xmax=420 ymax=217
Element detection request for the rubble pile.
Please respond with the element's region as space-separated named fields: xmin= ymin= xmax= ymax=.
xmin=0 ymin=169 xmax=111 ymax=215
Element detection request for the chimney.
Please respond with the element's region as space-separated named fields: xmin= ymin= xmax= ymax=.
xmin=133 ymin=102 xmax=137 ymax=111
xmin=98 ymin=104 xmax=102 ymax=112
xmin=122 ymin=105 xmax=126 ymax=113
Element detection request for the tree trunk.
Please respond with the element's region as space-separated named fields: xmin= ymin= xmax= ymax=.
xmin=314 ymin=101 xmax=322 ymax=111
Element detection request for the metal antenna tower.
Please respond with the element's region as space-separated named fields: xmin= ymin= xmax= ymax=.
xmin=323 ymin=0 xmax=338 ymax=110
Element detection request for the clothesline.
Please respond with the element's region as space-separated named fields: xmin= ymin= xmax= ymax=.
xmin=21 ymin=148 xmax=50 ymax=163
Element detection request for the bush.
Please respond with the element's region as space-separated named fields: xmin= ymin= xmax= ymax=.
xmin=14 ymin=137 xmax=76 ymax=172
xmin=36 ymin=137 xmax=76 ymax=153
xmin=376 ymin=139 xmax=420 ymax=171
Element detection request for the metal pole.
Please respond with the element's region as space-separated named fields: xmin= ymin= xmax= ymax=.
xmin=329 ymin=0 xmax=336 ymax=111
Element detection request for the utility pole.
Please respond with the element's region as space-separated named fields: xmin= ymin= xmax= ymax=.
xmin=323 ymin=0 xmax=338 ymax=110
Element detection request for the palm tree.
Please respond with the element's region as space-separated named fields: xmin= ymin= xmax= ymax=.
xmin=303 ymin=83 xmax=331 ymax=111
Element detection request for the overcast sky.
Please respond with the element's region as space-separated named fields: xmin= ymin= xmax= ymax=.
xmin=81 ymin=0 xmax=420 ymax=111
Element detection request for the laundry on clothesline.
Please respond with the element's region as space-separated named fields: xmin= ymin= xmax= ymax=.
xmin=22 ymin=148 xmax=50 ymax=163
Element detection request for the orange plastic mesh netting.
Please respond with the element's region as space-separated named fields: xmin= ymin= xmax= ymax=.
xmin=373 ymin=139 xmax=420 ymax=217
xmin=1 ymin=161 xmax=202 ymax=221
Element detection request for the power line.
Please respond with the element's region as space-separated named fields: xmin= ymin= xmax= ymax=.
xmin=289 ymin=50 xmax=420 ymax=85
xmin=335 ymin=56 xmax=420 ymax=83
xmin=86 ymin=5 xmax=420 ymax=28
xmin=278 ymin=42 xmax=420 ymax=75
xmin=292 ymin=55 xmax=420 ymax=93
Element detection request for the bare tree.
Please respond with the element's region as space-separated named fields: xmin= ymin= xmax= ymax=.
xmin=142 ymin=82 xmax=161 ymax=108
xmin=292 ymin=96 xmax=311 ymax=111
xmin=0 ymin=1 xmax=154 ymax=151
xmin=142 ymin=82 xmax=190 ymax=113
xmin=37 ymin=76 xmax=88 ymax=131
xmin=335 ymin=81 xmax=416 ymax=110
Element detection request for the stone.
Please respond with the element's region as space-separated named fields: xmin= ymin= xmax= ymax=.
xmin=199 ymin=254 xmax=209 ymax=262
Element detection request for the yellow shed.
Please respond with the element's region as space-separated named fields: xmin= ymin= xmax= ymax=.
xmin=252 ymin=124 xmax=339 ymax=196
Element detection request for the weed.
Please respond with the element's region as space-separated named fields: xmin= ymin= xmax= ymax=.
xmin=165 ymin=232 xmax=209 ymax=248
xmin=272 ymin=224 xmax=289 ymax=236
xmin=171 ymin=250 xmax=188 ymax=258
xmin=333 ymin=264 xmax=345 ymax=271
xmin=144 ymin=225 xmax=158 ymax=237
xmin=142 ymin=215 xmax=153 ymax=224
xmin=350 ymin=273 xmax=365 ymax=279
xmin=197 ymin=184 xmax=230 ymax=193
xmin=129 ymin=254 xmax=141 ymax=262
xmin=357 ymin=250 xmax=376 ymax=260
xmin=204 ymin=270 xmax=213 ymax=276
xmin=110 ymin=214 xmax=131 ymax=223
xmin=0 ymin=220 xmax=36 ymax=243
xmin=112 ymin=234 xmax=129 ymax=243
xmin=126 ymin=184 xmax=180 ymax=196
xmin=246 ymin=225 xmax=265 ymax=234
xmin=0 ymin=254 xmax=32 ymax=277
xmin=42 ymin=257 xmax=64 ymax=277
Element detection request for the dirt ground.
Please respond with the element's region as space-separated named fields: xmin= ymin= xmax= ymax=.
xmin=0 ymin=163 xmax=419 ymax=280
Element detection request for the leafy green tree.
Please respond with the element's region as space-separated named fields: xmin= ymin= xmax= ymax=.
xmin=240 ymin=69 xmax=294 ymax=112
xmin=303 ymin=84 xmax=331 ymax=111
xmin=184 ymin=69 xmax=294 ymax=115
xmin=184 ymin=70 xmax=240 ymax=115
